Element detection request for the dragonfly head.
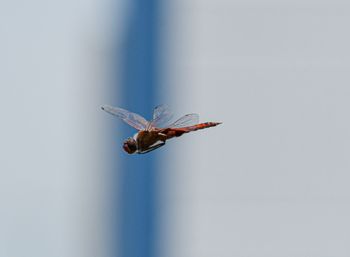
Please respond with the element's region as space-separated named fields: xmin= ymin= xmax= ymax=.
xmin=123 ymin=137 xmax=137 ymax=154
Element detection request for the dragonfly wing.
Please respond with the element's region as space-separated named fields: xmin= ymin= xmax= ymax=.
xmin=148 ymin=104 xmax=174 ymax=129
xmin=168 ymin=113 xmax=199 ymax=128
xmin=101 ymin=105 xmax=148 ymax=131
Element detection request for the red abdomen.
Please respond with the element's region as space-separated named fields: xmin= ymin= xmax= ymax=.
xmin=162 ymin=122 xmax=221 ymax=139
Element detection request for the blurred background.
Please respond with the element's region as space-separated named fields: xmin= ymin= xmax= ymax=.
xmin=1 ymin=0 xmax=350 ymax=257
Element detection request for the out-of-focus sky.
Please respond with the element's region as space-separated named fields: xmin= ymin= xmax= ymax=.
xmin=0 ymin=0 xmax=124 ymax=256
xmin=161 ymin=1 xmax=350 ymax=257
xmin=1 ymin=0 xmax=350 ymax=257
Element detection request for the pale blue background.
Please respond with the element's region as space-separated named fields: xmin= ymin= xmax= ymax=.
xmin=1 ymin=0 xmax=350 ymax=257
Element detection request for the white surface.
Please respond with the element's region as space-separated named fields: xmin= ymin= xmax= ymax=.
xmin=161 ymin=1 xmax=350 ymax=256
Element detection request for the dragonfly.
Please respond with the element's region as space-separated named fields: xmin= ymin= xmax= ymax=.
xmin=101 ymin=104 xmax=221 ymax=154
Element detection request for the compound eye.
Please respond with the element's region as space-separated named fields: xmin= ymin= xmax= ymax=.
xmin=123 ymin=139 xmax=137 ymax=154
xmin=123 ymin=142 xmax=130 ymax=153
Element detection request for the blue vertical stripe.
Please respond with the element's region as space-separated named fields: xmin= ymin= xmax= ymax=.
xmin=115 ymin=1 xmax=160 ymax=257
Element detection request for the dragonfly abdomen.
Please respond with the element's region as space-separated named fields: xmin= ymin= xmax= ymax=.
xmin=186 ymin=122 xmax=221 ymax=131
xmin=162 ymin=122 xmax=221 ymax=139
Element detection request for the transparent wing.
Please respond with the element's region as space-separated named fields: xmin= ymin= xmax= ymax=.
xmin=148 ymin=104 xmax=174 ymax=129
xmin=101 ymin=105 xmax=148 ymax=131
xmin=168 ymin=113 xmax=199 ymax=128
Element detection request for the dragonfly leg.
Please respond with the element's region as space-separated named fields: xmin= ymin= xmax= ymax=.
xmin=158 ymin=133 xmax=167 ymax=142
xmin=138 ymin=142 xmax=165 ymax=154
